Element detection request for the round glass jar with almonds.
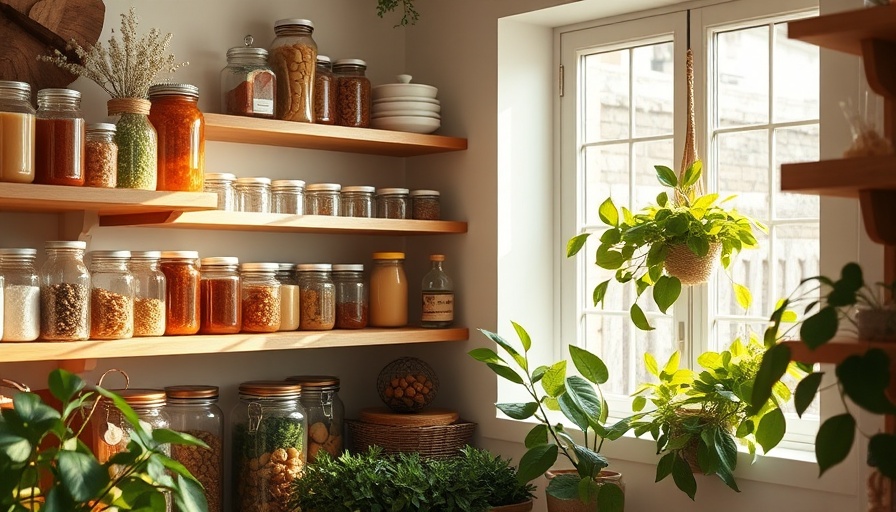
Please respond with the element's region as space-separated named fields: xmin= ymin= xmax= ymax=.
xmin=286 ymin=375 xmax=344 ymax=463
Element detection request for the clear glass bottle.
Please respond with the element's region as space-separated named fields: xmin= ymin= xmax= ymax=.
xmin=149 ymin=83 xmax=205 ymax=192
xmin=272 ymin=179 xmax=305 ymax=214
xmin=369 ymin=252 xmax=407 ymax=327
xmin=341 ymin=185 xmax=375 ymax=218
xmin=285 ymin=375 xmax=344 ymax=463
xmin=130 ymin=251 xmax=166 ymax=337
xmin=231 ymin=381 xmax=306 ymax=512
xmin=235 ymin=176 xmax=271 ymax=213
xmin=304 ymin=183 xmax=341 ymax=216
xmin=410 ymin=189 xmax=441 ymax=220
xmin=421 ymin=254 xmax=454 ymax=328
xmin=0 ymin=248 xmax=39 ymax=342
xmin=84 ymin=123 xmax=117 ymax=188
xmin=204 ymin=173 xmax=237 ymax=211
xmin=88 ymin=250 xmax=135 ymax=340
xmin=0 ymin=80 xmax=35 ymax=183
xmin=332 ymin=263 xmax=367 ymax=329
xmin=35 ymin=88 xmax=85 ymax=186
xmin=221 ymin=35 xmax=276 ymax=119
xmin=376 ymin=188 xmax=410 ymax=219
xmin=269 ymin=19 xmax=318 ymax=123
xmin=276 ymin=263 xmax=300 ymax=331
xmin=296 ymin=263 xmax=335 ymax=330
xmin=313 ymin=55 xmax=336 ymax=125
xmin=240 ymin=262 xmax=281 ymax=333
xmin=199 ymin=257 xmax=241 ymax=334
xmin=333 ymin=59 xmax=371 ymax=128
xmin=159 ymin=251 xmax=200 ymax=335
xmin=39 ymin=241 xmax=90 ymax=341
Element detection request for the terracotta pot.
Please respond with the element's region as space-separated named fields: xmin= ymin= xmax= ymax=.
xmin=490 ymin=498 xmax=535 ymax=512
xmin=544 ymin=469 xmax=624 ymax=512
xmin=856 ymin=307 xmax=896 ymax=342
xmin=663 ymin=243 xmax=721 ymax=285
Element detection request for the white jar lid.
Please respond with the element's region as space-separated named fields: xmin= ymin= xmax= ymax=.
xmin=332 ymin=263 xmax=364 ymax=272
xmin=240 ymin=262 xmax=280 ymax=272
xmin=410 ymin=189 xmax=440 ymax=197
xmin=376 ymin=188 xmax=410 ymax=195
xmin=161 ymin=250 xmax=200 ymax=259
xmin=45 ymin=241 xmax=87 ymax=250
xmin=271 ymin=179 xmax=306 ymax=189
xmin=342 ymin=185 xmax=376 ymax=194
xmin=0 ymin=248 xmax=37 ymax=257
xmin=306 ymin=183 xmax=341 ymax=192
xmin=274 ymin=18 xmax=314 ymax=30
xmin=130 ymin=251 xmax=162 ymax=260
xmin=277 ymin=262 xmax=296 ymax=271
xmin=235 ymin=177 xmax=271 ymax=185
xmin=206 ymin=173 xmax=236 ymax=181
xmin=296 ymin=263 xmax=332 ymax=272
xmin=200 ymin=256 xmax=239 ymax=266
xmin=87 ymin=122 xmax=116 ymax=133
xmin=89 ymin=250 xmax=131 ymax=259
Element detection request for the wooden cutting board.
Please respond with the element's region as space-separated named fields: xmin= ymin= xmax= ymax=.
xmin=359 ymin=407 xmax=459 ymax=427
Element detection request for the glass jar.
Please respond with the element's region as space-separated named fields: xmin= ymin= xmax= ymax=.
xmin=35 ymin=88 xmax=85 ymax=186
xmin=231 ymin=381 xmax=306 ymax=512
xmin=84 ymin=123 xmax=117 ymax=188
xmin=130 ymin=251 xmax=166 ymax=337
xmin=199 ymin=257 xmax=241 ymax=334
xmin=221 ymin=35 xmax=276 ymax=119
xmin=166 ymin=385 xmax=224 ymax=512
xmin=235 ymin=176 xmax=271 ymax=213
xmin=341 ymin=185 xmax=375 ymax=218
xmin=332 ymin=263 xmax=367 ymax=329
xmin=410 ymin=189 xmax=441 ymax=220
xmin=88 ymin=250 xmax=135 ymax=340
xmin=204 ymin=173 xmax=237 ymax=211
xmin=276 ymin=263 xmax=300 ymax=331
xmin=0 ymin=248 xmax=40 ymax=342
xmin=421 ymin=254 xmax=454 ymax=328
xmin=285 ymin=375 xmax=344 ymax=463
xmin=304 ymin=183 xmax=341 ymax=216
xmin=39 ymin=241 xmax=90 ymax=341
xmin=269 ymin=19 xmax=318 ymax=123
xmin=296 ymin=263 xmax=335 ymax=330
xmin=272 ymin=179 xmax=305 ymax=214
xmin=149 ymin=83 xmax=205 ymax=192
xmin=369 ymin=252 xmax=407 ymax=327
xmin=240 ymin=262 xmax=281 ymax=333
xmin=0 ymin=80 xmax=35 ymax=183
xmin=313 ymin=55 xmax=336 ymax=125
xmin=376 ymin=188 xmax=410 ymax=219
xmin=333 ymin=59 xmax=371 ymax=128
xmin=160 ymin=251 xmax=200 ymax=335
xmin=108 ymin=97 xmax=157 ymax=190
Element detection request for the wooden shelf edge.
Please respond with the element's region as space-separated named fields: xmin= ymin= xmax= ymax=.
xmin=780 ymin=155 xmax=896 ymax=198
xmin=782 ymin=339 xmax=896 ymax=365
xmin=788 ymin=4 xmax=896 ymax=57
xmin=0 ymin=183 xmax=218 ymax=215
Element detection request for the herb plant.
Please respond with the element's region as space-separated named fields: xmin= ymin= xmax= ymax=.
xmin=376 ymin=0 xmax=420 ymax=26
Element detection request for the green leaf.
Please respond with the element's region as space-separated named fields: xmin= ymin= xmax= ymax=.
xmin=546 ymin=473 xmax=581 ymax=500
xmin=755 ymin=408 xmax=786 ymax=453
xmin=511 ymin=321 xmax=533 ymax=352
xmin=95 ymin=388 xmax=142 ymax=440
xmin=645 ymin=353 xmax=659 ymax=377
xmin=486 ymin=363 xmax=525 ymax=384
xmin=682 ymin=160 xmax=703 ymax=188
xmin=565 ymin=376 xmax=602 ymax=419
xmin=816 ymin=414 xmax=855 ymax=476
xmin=656 ymin=452 xmax=675 ymax=482
xmin=569 ymin=345 xmax=609 ymax=385
xmin=691 ymin=193 xmax=719 ymax=212
xmin=662 ymin=351 xmax=681 ymax=376
xmin=593 ymin=280 xmax=610 ymax=307
xmin=655 ymin=165 xmax=678 ymax=187
xmin=597 ymin=480 xmax=625 ymax=512
xmin=656 ymin=191 xmax=668 ymax=207
xmin=686 ymin=235 xmax=709 ymax=258
xmin=542 ymin=361 xmax=568 ymax=397
xmin=750 ymin=343 xmax=791 ymax=413
xmin=671 ymin=452 xmax=697 ymax=500
xmin=173 ymin=474 xmax=209 ymax=512
xmin=0 ymin=433 xmax=31 ymax=462
xmin=496 ymin=402 xmax=539 ymax=420
xmin=733 ymin=282 xmax=752 ymax=310
xmin=48 ymin=369 xmax=86 ymax=404
xmin=600 ymin=229 xmax=621 ymax=245
xmin=598 ymin=198 xmax=619 ymax=227
xmin=518 ymin=444 xmax=559 ymax=484
xmin=525 ymin=424 xmax=548 ymax=448
xmin=11 ymin=392 xmax=61 ymax=426
xmin=653 ymin=275 xmax=682 ymax=314
xmin=837 ymin=349 xmax=896 ymax=415
xmin=57 ymin=450 xmax=109 ymax=502
xmin=630 ymin=304 xmax=654 ymax=331
xmin=567 ymin=233 xmax=590 ymax=257
xmin=632 ymin=395 xmax=647 ymax=412
xmin=868 ymin=433 xmax=896 ymax=480
xmin=558 ymin=392 xmax=590 ymax=433
xmin=800 ymin=306 xmax=838 ymax=348
xmin=794 ymin=372 xmax=824 ymax=417
xmin=468 ymin=347 xmax=504 ymax=365
xmin=573 ymin=444 xmax=609 ymax=475
xmin=596 ymin=245 xmax=625 ymax=270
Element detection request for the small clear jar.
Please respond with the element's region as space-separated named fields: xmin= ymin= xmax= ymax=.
xmin=341 ymin=185 xmax=375 ymax=218
xmin=35 ymin=88 xmax=85 ymax=186
xmin=88 ymin=250 xmax=134 ymax=340
xmin=240 ymin=262 xmax=281 ymax=333
xmin=39 ymin=241 xmax=90 ymax=341
xmin=272 ymin=179 xmax=305 ymax=214
xmin=269 ymin=19 xmax=318 ymax=122
xmin=166 ymin=385 xmax=224 ymax=512
xmin=285 ymin=375 xmax=344 ymax=463
xmin=376 ymin=188 xmax=410 ymax=219
xmin=369 ymin=252 xmax=407 ymax=327
xmin=333 ymin=59 xmax=371 ymax=128
xmin=333 ymin=263 xmax=367 ymax=329
xmin=276 ymin=263 xmax=300 ymax=331
xmin=84 ymin=123 xmax=117 ymax=188
xmin=0 ymin=80 xmax=35 ymax=183
xmin=160 ymin=251 xmax=200 ymax=335
xmin=0 ymin=248 xmax=40 ymax=342
xmin=304 ymin=183 xmax=341 ymax=216
xmin=296 ymin=263 xmax=335 ymax=330
xmin=410 ymin=189 xmax=441 ymax=220
xmin=199 ymin=257 xmax=241 ymax=334
xmin=204 ymin=173 xmax=236 ymax=211
xmin=130 ymin=251 xmax=166 ymax=337
xmin=313 ymin=55 xmax=336 ymax=125
xmin=235 ymin=177 xmax=271 ymax=213
xmin=148 ymin=83 xmax=206 ymax=192
xmin=221 ymin=36 xmax=276 ymax=119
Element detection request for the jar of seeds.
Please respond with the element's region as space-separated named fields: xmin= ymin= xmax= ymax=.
xmin=240 ymin=262 xmax=281 ymax=333
xmin=0 ymin=248 xmax=40 ymax=342
xmin=269 ymin=19 xmax=317 ymax=123
xmin=376 ymin=188 xmax=409 ymax=219
xmin=272 ymin=179 xmax=305 ymax=214
xmin=235 ymin=177 xmax=271 ymax=213
xmin=84 ymin=123 xmax=117 ymax=188
xmin=204 ymin=173 xmax=236 ymax=211
xmin=341 ymin=185 xmax=375 ymax=218
xmin=39 ymin=241 xmax=90 ymax=341
xmin=410 ymin=189 xmax=441 ymax=220
xmin=333 ymin=59 xmax=370 ymax=128
xmin=199 ymin=257 xmax=241 ymax=334
xmin=304 ymin=183 xmax=341 ymax=216
xmin=166 ymin=385 xmax=224 ymax=512
xmin=130 ymin=251 xmax=166 ymax=337
xmin=285 ymin=375 xmax=344 ymax=463
xmin=88 ymin=250 xmax=135 ymax=340
xmin=296 ymin=263 xmax=335 ymax=330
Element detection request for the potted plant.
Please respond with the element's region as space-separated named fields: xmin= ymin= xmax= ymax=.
xmin=566 ymin=160 xmax=765 ymax=330
xmin=0 ymin=369 xmax=208 ymax=511
xmin=470 ymin=322 xmax=627 ymax=512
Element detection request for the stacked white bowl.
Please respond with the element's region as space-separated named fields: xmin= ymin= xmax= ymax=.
xmin=371 ymin=75 xmax=440 ymax=134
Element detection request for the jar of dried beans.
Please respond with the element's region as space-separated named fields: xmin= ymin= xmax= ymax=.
xmin=149 ymin=83 xmax=205 ymax=192
xmin=332 ymin=263 xmax=367 ymax=329
xmin=410 ymin=189 xmax=441 ymax=220
xmin=39 ymin=241 xmax=90 ymax=341
xmin=341 ymin=185 xmax=375 ymax=218
xmin=0 ymin=248 xmax=39 ymax=342
xmin=276 ymin=263 xmax=299 ymax=331
xmin=313 ymin=55 xmax=336 ymax=125
xmin=35 ymin=88 xmax=85 ymax=186
xmin=130 ymin=251 xmax=166 ymax=337
xmin=0 ymin=80 xmax=35 ymax=183
xmin=88 ymin=250 xmax=135 ymax=340
xmin=235 ymin=176 xmax=271 ymax=213
xmin=231 ymin=381 xmax=306 ymax=512
xmin=376 ymin=188 xmax=409 ymax=219
xmin=166 ymin=385 xmax=224 ymax=512
xmin=221 ymin=36 xmax=276 ymax=119
xmin=285 ymin=375 xmax=344 ymax=463
xmin=199 ymin=257 xmax=241 ymax=334
xmin=240 ymin=262 xmax=281 ymax=333
xmin=304 ymin=183 xmax=341 ymax=216
xmin=272 ymin=179 xmax=305 ymax=214
xmin=160 ymin=251 xmax=200 ymax=335
xmin=296 ymin=263 xmax=335 ymax=330
xmin=369 ymin=252 xmax=407 ymax=327
xmin=204 ymin=172 xmax=236 ymax=211
xmin=84 ymin=123 xmax=117 ymax=188
xmin=333 ymin=59 xmax=371 ymax=128
xmin=269 ymin=19 xmax=317 ymax=123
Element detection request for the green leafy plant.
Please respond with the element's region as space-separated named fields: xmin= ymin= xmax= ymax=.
xmin=376 ymin=0 xmax=420 ymax=26
xmin=0 ymin=369 xmax=208 ymax=512
xmin=470 ymin=322 xmax=627 ymax=512
xmin=567 ymin=160 xmax=765 ymax=330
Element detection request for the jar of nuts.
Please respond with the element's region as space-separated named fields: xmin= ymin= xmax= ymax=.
xmin=377 ymin=357 xmax=439 ymax=412
xmin=285 ymin=375 xmax=344 ymax=463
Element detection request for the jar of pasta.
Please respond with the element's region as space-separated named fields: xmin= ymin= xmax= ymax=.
xmin=313 ymin=55 xmax=336 ymax=125
xmin=160 ymin=251 xmax=200 ymax=335
xmin=199 ymin=257 xmax=241 ymax=334
xmin=296 ymin=263 xmax=335 ymax=330
xmin=149 ymin=83 xmax=205 ymax=192
xmin=269 ymin=19 xmax=317 ymax=123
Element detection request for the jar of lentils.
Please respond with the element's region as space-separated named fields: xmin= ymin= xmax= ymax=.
xmin=235 ymin=176 xmax=271 ymax=213
xmin=285 ymin=375 xmax=344 ymax=463
xmin=160 ymin=251 xmax=200 ymax=335
xmin=240 ymin=262 xmax=281 ymax=333
xmin=296 ymin=263 xmax=335 ymax=330
xmin=276 ymin=263 xmax=300 ymax=331
xmin=341 ymin=185 xmax=375 ymax=218
xmin=332 ymin=263 xmax=367 ymax=329
xmin=376 ymin=188 xmax=410 ymax=219
xmin=199 ymin=257 xmax=241 ymax=334
xmin=166 ymin=385 xmax=224 ymax=512
xmin=410 ymin=189 xmax=441 ymax=220
xmin=204 ymin=173 xmax=236 ymax=211
xmin=39 ymin=241 xmax=90 ymax=341
xmin=272 ymin=179 xmax=305 ymax=214
xmin=84 ymin=123 xmax=117 ymax=188
xmin=88 ymin=250 xmax=134 ymax=340
xmin=333 ymin=59 xmax=371 ymax=128
xmin=0 ymin=248 xmax=40 ymax=342
xmin=130 ymin=251 xmax=166 ymax=337
xmin=304 ymin=183 xmax=341 ymax=216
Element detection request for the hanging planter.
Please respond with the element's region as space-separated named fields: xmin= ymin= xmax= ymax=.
xmin=664 ymin=242 xmax=722 ymax=286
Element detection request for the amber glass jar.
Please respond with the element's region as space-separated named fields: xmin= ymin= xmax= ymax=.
xmin=35 ymin=88 xmax=85 ymax=186
xmin=0 ymin=80 xmax=35 ymax=183
xmin=199 ymin=257 xmax=241 ymax=334
xmin=269 ymin=19 xmax=317 ymax=122
xmin=160 ymin=251 xmax=200 ymax=335
xmin=149 ymin=83 xmax=205 ymax=192
xmin=333 ymin=59 xmax=370 ymax=128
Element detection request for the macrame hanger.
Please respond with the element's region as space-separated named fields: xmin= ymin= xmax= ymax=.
xmin=676 ymin=10 xmax=704 ymax=205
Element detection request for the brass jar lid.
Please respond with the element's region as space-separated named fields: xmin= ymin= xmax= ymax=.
xmin=110 ymin=388 xmax=166 ymax=408
xmin=238 ymin=380 xmax=301 ymax=398
xmin=285 ymin=375 xmax=340 ymax=390
xmin=165 ymin=385 xmax=219 ymax=400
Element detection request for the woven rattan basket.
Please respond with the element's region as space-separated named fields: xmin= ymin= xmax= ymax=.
xmin=347 ymin=419 xmax=476 ymax=459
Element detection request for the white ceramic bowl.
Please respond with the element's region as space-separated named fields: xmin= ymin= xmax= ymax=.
xmin=372 ymin=96 xmax=440 ymax=105
xmin=372 ymin=99 xmax=441 ymax=113
xmin=371 ymin=115 xmax=441 ymax=134
xmin=371 ymin=110 xmax=441 ymax=120
xmin=372 ymin=74 xmax=438 ymax=100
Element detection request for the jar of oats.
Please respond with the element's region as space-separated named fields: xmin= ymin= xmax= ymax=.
xmin=240 ymin=262 xmax=281 ymax=333
xmin=166 ymin=385 xmax=224 ymax=512
xmin=130 ymin=251 xmax=166 ymax=337
xmin=269 ymin=19 xmax=317 ymax=123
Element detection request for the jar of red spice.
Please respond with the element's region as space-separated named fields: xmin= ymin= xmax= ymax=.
xmin=296 ymin=263 xmax=335 ymax=331
xmin=333 ymin=264 xmax=367 ymax=329
xmin=160 ymin=250 xmax=201 ymax=335
xmin=199 ymin=257 xmax=241 ymax=334
xmin=148 ymin=83 xmax=205 ymax=192
xmin=221 ymin=36 xmax=276 ymax=119
xmin=240 ymin=262 xmax=281 ymax=333
xmin=35 ymin=88 xmax=85 ymax=186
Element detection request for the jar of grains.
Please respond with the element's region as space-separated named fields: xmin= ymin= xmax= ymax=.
xmin=332 ymin=263 xmax=367 ymax=329
xmin=369 ymin=252 xmax=407 ymax=327
xmin=376 ymin=188 xmax=410 ymax=219
xmin=340 ymin=185 xmax=375 ymax=218
xmin=313 ymin=55 xmax=336 ymax=125
xmin=296 ymin=263 xmax=335 ymax=330
xmin=332 ymin=59 xmax=371 ymax=128
xmin=35 ymin=88 xmax=85 ymax=186
xmin=160 ymin=251 xmax=201 ymax=335
xmin=130 ymin=251 xmax=166 ymax=337
xmin=166 ymin=385 xmax=224 ymax=512
xmin=235 ymin=177 xmax=271 ymax=213
xmin=269 ymin=19 xmax=317 ymax=123
xmin=285 ymin=375 xmax=344 ymax=463
xmin=0 ymin=80 xmax=35 ymax=183
xmin=204 ymin=173 xmax=236 ymax=211
xmin=96 ymin=389 xmax=171 ymax=483
xmin=276 ymin=263 xmax=300 ymax=331
xmin=88 ymin=250 xmax=135 ymax=340
xmin=221 ymin=35 xmax=276 ymax=119
xmin=240 ymin=262 xmax=281 ymax=333
xmin=410 ymin=189 xmax=441 ymax=220
xmin=304 ymin=183 xmax=341 ymax=216
xmin=0 ymin=248 xmax=40 ymax=342
xmin=272 ymin=179 xmax=305 ymax=214
xmin=231 ymin=381 xmax=306 ymax=512
xmin=148 ymin=83 xmax=205 ymax=192
xmin=39 ymin=241 xmax=90 ymax=341
xmin=84 ymin=123 xmax=117 ymax=188
xmin=199 ymin=257 xmax=241 ymax=334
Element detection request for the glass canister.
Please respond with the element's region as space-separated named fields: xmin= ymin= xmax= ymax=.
xmin=166 ymin=385 xmax=224 ymax=512
xmin=130 ymin=251 xmax=166 ymax=337
xmin=221 ymin=35 xmax=276 ymax=119
xmin=369 ymin=252 xmax=407 ymax=327
xmin=39 ymin=241 xmax=90 ymax=341
xmin=0 ymin=248 xmax=39 ymax=342
xmin=296 ymin=263 xmax=335 ymax=330
xmin=231 ymin=381 xmax=306 ymax=512
xmin=304 ymin=183 xmax=341 ymax=216
xmin=333 ymin=59 xmax=371 ymax=128
xmin=148 ymin=83 xmax=205 ymax=192
xmin=88 ymin=250 xmax=135 ymax=340
xmin=35 ymin=88 xmax=85 ymax=186
xmin=240 ymin=262 xmax=281 ymax=333
xmin=204 ymin=173 xmax=236 ymax=211
xmin=313 ymin=55 xmax=336 ymax=125
xmin=376 ymin=188 xmax=410 ymax=219
xmin=235 ymin=177 xmax=271 ymax=213
xmin=0 ymin=80 xmax=35 ymax=183
xmin=272 ymin=179 xmax=305 ymax=214
xmin=160 ymin=251 xmax=201 ymax=335
xmin=84 ymin=123 xmax=117 ymax=188
xmin=276 ymin=263 xmax=300 ymax=331
xmin=410 ymin=189 xmax=441 ymax=220
xmin=285 ymin=375 xmax=344 ymax=463
xmin=341 ymin=185 xmax=375 ymax=218
xmin=108 ymin=97 xmax=157 ymax=190
xmin=269 ymin=19 xmax=318 ymax=123
xmin=96 ymin=389 xmax=171 ymax=480
xmin=332 ymin=263 xmax=367 ymax=329
xmin=199 ymin=257 xmax=241 ymax=334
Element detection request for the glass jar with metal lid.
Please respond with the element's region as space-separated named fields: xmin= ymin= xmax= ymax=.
xmin=313 ymin=55 xmax=336 ymax=125
xmin=0 ymin=80 xmax=35 ymax=183
xmin=84 ymin=123 xmax=117 ymax=188
xmin=221 ymin=35 xmax=276 ymax=119
xmin=269 ymin=19 xmax=317 ymax=122
xmin=272 ymin=179 xmax=305 ymax=215
xmin=0 ymin=248 xmax=40 ymax=342
xmin=130 ymin=251 xmax=166 ymax=337
xmin=88 ymin=250 xmax=135 ymax=340
xmin=341 ymin=185 xmax=375 ymax=218
xmin=166 ymin=385 xmax=224 ymax=512
xmin=332 ymin=59 xmax=371 ymax=128
xmin=369 ymin=252 xmax=407 ymax=327
xmin=304 ymin=183 xmax=341 ymax=216
xmin=204 ymin=172 xmax=236 ymax=211
xmin=96 ymin=388 xmax=171 ymax=465
xmin=410 ymin=189 xmax=441 ymax=220
xmin=35 ymin=88 xmax=85 ymax=186
xmin=235 ymin=176 xmax=271 ymax=213
xmin=199 ymin=256 xmax=241 ymax=334
xmin=231 ymin=380 xmax=306 ymax=512
xmin=332 ymin=263 xmax=367 ymax=329
xmin=240 ymin=262 xmax=281 ymax=333
xmin=376 ymin=188 xmax=410 ymax=219
xmin=160 ymin=251 xmax=200 ymax=335
xmin=39 ymin=240 xmax=90 ymax=341
xmin=148 ymin=83 xmax=205 ymax=192
xmin=296 ymin=263 xmax=335 ymax=330
xmin=276 ymin=263 xmax=300 ymax=331
xmin=285 ymin=375 xmax=344 ymax=463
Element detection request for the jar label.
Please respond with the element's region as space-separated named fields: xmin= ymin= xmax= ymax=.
xmin=254 ymin=98 xmax=274 ymax=115
xmin=422 ymin=292 xmax=454 ymax=321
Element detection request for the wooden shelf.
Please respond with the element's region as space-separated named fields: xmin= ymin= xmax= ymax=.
xmin=204 ymin=113 xmax=467 ymax=157
xmin=783 ymin=339 xmax=896 ymax=365
xmin=0 ymin=183 xmax=217 ymax=216
xmin=781 ymin=155 xmax=896 ymax=198
xmin=0 ymin=327 xmax=469 ymax=363
xmin=787 ymin=4 xmax=896 ymax=57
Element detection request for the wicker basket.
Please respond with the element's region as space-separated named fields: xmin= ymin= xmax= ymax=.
xmin=347 ymin=419 xmax=475 ymax=459
xmin=663 ymin=242 xmax=721 ymax=286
